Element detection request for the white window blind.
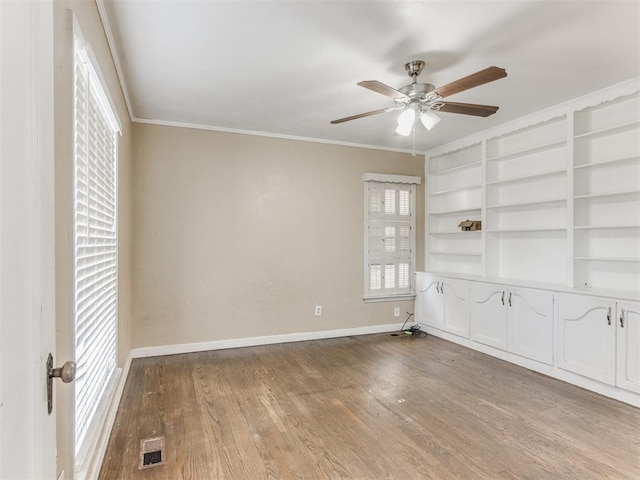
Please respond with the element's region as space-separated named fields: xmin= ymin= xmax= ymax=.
xmin=364 ymin=174 xmax=419 ymax=300
xmin=73 ymin=24 xmax=120 ymax=458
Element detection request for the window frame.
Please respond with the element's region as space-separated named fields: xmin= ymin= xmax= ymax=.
xmin=363 ymin=173 xmax=421 ymax=302
xmin=72 ymin=16 xmax=122 ymax=473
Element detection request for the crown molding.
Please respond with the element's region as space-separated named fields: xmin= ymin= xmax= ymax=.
xmin=133 ymin=117 xmax=423 ymax=155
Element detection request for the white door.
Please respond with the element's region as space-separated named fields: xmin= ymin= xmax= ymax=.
xmin=0 ymin=1 xmax=57 ymax=478
xmin=441 ymin=279 xmax=469 ymax=338
xmin=616 ymin=301 xmax=640 ymax=394
xmin=470 ymin=283 xmax=508 ymax=350
xmin=556 ymin=294 xmax=616 ymax=385
xmin=508 ymin=288 xmax=554 ymax=365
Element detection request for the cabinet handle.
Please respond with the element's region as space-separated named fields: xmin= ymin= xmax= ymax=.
xmin=607 ymin=307 xmax=612 ymax=326
xmin=435 ymin=282 xmax=440 ymax=294
xmin=620 ymin=309 xmax=625 ymax=328
xmin=508 ymin=292 xmax=512 ymax=307
xmin=501 ymin=291 xmax=505 ymax=306
xmin=440 ymin=282 xmax=444 ymax=295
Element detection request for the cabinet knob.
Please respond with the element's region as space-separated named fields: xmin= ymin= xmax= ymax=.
xmin=606 ymin=307 xmax=612 ymax=326
xmin=620 ymin=309 xmax=625 ymax=328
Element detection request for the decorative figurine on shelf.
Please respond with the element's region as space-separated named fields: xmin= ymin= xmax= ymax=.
xmin=458 ymin=220 xmax=482 ymax=231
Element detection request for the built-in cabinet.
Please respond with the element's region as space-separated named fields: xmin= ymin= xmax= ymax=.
xmin=415 ymin=274 xmax=469 ymax=337
xmin=556 ymin=294 xmax=640 ymax=394
xmin=416 ymin=272 xmax=640 ymax=405
xmin=470 ymin=283 xmax=553 ymax=365
xmin=420 ymin=80 xmax=640 ymax=407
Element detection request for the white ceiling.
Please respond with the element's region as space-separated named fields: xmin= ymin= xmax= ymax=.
xmin=101 ymin=0 xmax=640 ymax=153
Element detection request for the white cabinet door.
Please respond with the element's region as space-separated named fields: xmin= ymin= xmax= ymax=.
xmin=616 ymin=301 xmax=640 ymax=394
xmin=416 ymin=274 xmax=442 ymax=328
xmin=556 ymin=294 xmax=616 ymax=385
xmin=508 ymin=288 xmax=554 ymax=365
xmin=470 ymin=283 xmax=509 ymax=350
xmin=414 ymin=273 xmax=428 ymax=324
xmin=441 ymin=279 xmax=469 ymax=338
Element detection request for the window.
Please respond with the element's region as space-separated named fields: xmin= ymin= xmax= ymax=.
xmin=73 ymin=19 xmax=121 ymax=465
xmin=364 ymin=174 xmax=420 ymax=300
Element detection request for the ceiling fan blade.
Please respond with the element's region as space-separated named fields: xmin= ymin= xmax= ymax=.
xmin=438 ymin=102 xmax=499 ymax=117
xmin=435 ymin=66 xmax=507 ymax=98
xmin=358 ymin=80 xmax=409 ymax=100
xmin=330 ymin=108 xmax=391 ymax=124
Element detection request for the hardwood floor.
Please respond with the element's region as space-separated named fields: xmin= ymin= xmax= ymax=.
xmin=99 ymin=334 xmax=640 ymax=479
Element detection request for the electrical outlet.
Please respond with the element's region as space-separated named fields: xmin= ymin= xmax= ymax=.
xmin=315 ymin=305 xmax=322 ymax=316
xmin=394 ymin=307 xmax=400 ymax=317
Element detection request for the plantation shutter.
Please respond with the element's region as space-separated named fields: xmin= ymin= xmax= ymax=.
xmin=364 ymin=174 xmax=420 ymax=300
xmin=73 ymin=27 xmax=120 ymax=457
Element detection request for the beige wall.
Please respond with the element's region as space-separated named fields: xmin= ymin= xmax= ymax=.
xmin=133 ymin=124 xmax=424 ymax=348
xmin=54 ymin=0 xmax=132 ymax=476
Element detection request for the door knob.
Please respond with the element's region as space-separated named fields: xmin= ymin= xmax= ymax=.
xmin=49 ymin=360 xmax=76 ymax=383
xmin=46 ymin=353 xmax=76 ymax=414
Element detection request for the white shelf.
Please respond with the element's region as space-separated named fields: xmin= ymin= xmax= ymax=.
xmin=574 ymin=154 xmax=640 ymax=170
xmin=430 ymin=161 xmax=481 ymax=176
xmin=487 ymin=227 xmax=566 ymax=233
xmin=429 ymin=251 xmax=482 ymax=257
xmin=486 ymin=168 xmax=566 ymax=186
xmin=429 ymin=230 xmax=482 ymax=236
xmin=574 ymin=190 xmax=640 ymax=200
xmin=429 ymin=185 xmax=481 ymax=196
xmin=486 ymin=139 xmax=566 ymax=163
xmin=429 ymin=207 xmax=482 ymax=216
xmin=575 ymin=224 xmax=640 ymax=230
xmin=575 ymin=256 xmax=640 ymax=263
xmin=574 ymin=119 xmax=640 ymax=140
xmin=486 ymin=198 xmax=566 ymax=209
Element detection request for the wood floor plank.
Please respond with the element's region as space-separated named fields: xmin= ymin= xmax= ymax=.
xmin=99 ymin=334 xmax=640 ymax=479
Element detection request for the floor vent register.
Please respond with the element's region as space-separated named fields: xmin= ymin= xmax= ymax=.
xmin=139 ymin=436 xmax=165 ymax=469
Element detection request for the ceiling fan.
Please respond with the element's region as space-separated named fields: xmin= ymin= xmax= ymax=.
xmin=330 ymin=60 xmax=507 ymax=136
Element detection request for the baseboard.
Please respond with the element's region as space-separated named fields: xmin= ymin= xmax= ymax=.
xmin=82 ymin=353 xmax=133 ymax=480
xmin=131 ymin=322 xmax=407 ymax=359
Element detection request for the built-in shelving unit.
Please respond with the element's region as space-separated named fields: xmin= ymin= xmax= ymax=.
xmin=427 ymin=143 xmax=483 ymax=276
xmin=573 ymin=91 xmax=640 ymax=293
xmin=484 ymin=115 xmax=568 ymax=284
xmin=424 ymin=79 xmax=640 ymax=300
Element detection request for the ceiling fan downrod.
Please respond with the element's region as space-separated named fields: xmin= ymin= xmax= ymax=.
xmin=405 ymin=60 xmax=425 ymax=82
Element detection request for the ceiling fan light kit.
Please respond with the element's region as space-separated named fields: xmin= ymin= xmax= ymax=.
xmin=331 ymin=60 xmax=507 ymax=136
xmin=419 ymin=109 xmax=441 ymax=131
xmin=395 ymin=108 xmax=416 ymax=136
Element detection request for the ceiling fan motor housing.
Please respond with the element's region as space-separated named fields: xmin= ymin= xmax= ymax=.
xmin=398 ymin=82 xmax=437 ymax=99
xmin=398 ymin=60 xmax=438 ymax=107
